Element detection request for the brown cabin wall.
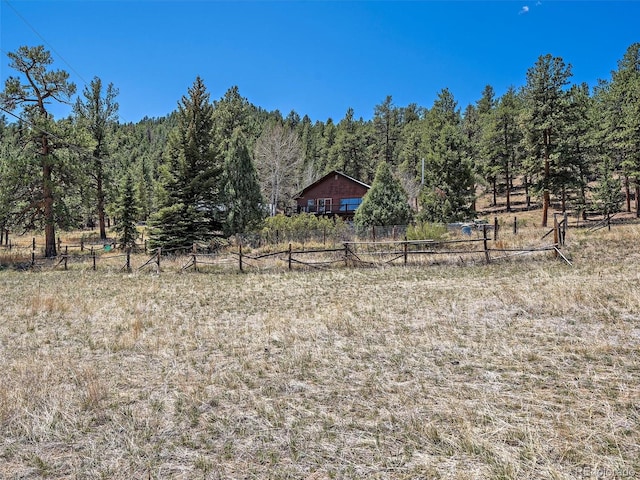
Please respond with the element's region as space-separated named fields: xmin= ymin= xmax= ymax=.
xmin=296 ymin=173 xmax=369 ymax=212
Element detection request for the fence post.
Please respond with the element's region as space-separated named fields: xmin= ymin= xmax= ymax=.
xmin=563 ymin=212 xmax=568 ymax=245
xmin=64 ymin=246 xmax=68 ymax=270
xmin=192 ymin=253 xmax=197 ymax=272
xmin=80 ymin=237 xmax=84 ymax=252
xmin=33 ymin=237 xmax=36 ymax=251
xmin=344 ymin=243 xmax=349 ymax=267
xmin=493 ymin=216 xmax=499 ymax=241
xmin=513 ymin=216 xmax=517 ymax=235
xmin=92 ymin=247 xmax=96 ymax=271
xmin=288 ymin=243 xmax=292 ymax=270
xmin=126 ymin=248 xmax=131 ymax=272
xmin=553 ymin=214 xmax=559 ymax=258
xmin=156 ymin=248 xmax=161 ymax=272
xmin=483 ymin=225 xmax=490 ymax=264
xmin=404 ymin=235 xmax=409 ymax=265
xmin=238 ymin=243 xmax=243 ymax=272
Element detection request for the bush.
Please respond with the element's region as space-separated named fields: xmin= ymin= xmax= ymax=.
xmin=406 ymin=222 xmax=448 ymax=241
xmin=260 ymin=213 xmax=348 ymax=245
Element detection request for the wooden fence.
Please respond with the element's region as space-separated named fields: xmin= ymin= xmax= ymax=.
xmin=1 ymin=219 xmax=573 ymax=273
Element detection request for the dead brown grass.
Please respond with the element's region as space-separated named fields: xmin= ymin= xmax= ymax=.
xmin=0 ymin=222 xmax=639 ymax=479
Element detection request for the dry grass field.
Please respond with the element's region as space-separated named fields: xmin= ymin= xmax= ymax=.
xmin=1 ymin=218 xmax=639 ymax=479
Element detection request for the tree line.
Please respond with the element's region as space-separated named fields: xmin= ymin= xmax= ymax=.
xmin=1 ymin=43 xmax=639 ymax=256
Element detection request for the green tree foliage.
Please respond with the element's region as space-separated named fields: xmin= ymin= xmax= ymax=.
xmin=520 ymin=54 xmax=572 ymax=227
xmin=419 ymin=89 xmax=475 ymax=222
xmin=354 ymin=161 xmax=412 ymax=228
xmin=593 ymin=156 xmax=623 ymax=219
xmin=372 ymin=96 xmax=403 ymax=166
xmin=480 ymin=86 xmax=523 ymax=212
xmin=261 ymin=213 xmax=347 ymax=245
xmin=607 ymin=43 xmax=640 ymax=216
xmin=113 ymin=172 xmax=139 ymax=249
xmin=74 ymin=77 xmax=119 ymax=240
xmin=329 ymin=108 xmax=373 ymax=182
xmin=0 ymin=45 xmax=77 ymax=256
xmin=223 ymin=128 xmax=264 ymax=235
xmin=559 ymin=83 xmax=593 ymax=214
xmin=149 ymin=77 xmax=220 ymax=251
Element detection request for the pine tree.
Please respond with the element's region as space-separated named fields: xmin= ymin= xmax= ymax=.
xmin=607 ymin=43 xmax=640 ymax=216
xmin=520 ymin=54 xmax=572 ymax=227
xmin=593 ymin=156 xmax=623 ymax=220
xmin=223 ymin=128 xmax=264 ymax=235
xmin=74 ymin=77 xmax=119 ymax=240
xmin=113 ymin=173 xmax=139 ymax=249
xmin=0 ymin=45 xmax=77 ymax=256
xmin=419 ymin=89 xmax=475 ymax=222
xmin=329 ymin=108 xmax=372 ymax=182
xmin=481 ymin=86 xmax=523 ymax=212
xmin=148 ymin=77 xmax=220 ymax=252
xmin=372 ymin=96 xmax=403 ymax=166
xmin=354 ymin=161 xmax=412 ymax=228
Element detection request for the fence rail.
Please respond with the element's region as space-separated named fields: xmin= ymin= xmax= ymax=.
xmin=1 ymin=217 xmax=575 ymax=273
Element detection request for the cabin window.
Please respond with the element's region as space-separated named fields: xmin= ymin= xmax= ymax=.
xmin=317 ymin=198 xmax=332 ymax=213
xmin=339 ymin=198 xmax=362 ymax=212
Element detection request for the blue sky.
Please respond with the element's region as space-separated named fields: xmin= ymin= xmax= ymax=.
xmin=1 ymin=0 xmax=638 ymax=123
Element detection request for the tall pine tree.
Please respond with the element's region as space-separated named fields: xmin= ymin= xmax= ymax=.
xmin=149 ymin=77 xmax=221 ymax=252
xmin=223 ymin=128 xmax=264 ymax=235
xmin=520 ymin=54 xmax=572 ymax=227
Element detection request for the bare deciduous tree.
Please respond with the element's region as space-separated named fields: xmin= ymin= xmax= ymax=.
xmin=254 ymin=122 xmax=301 ymax=215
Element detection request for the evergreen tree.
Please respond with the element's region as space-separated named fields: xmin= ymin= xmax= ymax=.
xmin=354 ymin=161 xmax=412 ymax=228
xmin=559 ymin=83 xmax=593 ymax=214
xmin=329 ymin=108 xmax=372 ymax=182
xmin=113 ymin=173 xmax=139 ymax=249
xmin=223 ymin=128 xmax=264 ymax=235
xmin=607 ymin=43 xmax=640 ymax=216
xmin=593 ymin=156 xmax=623 ymax=220
xmin=0 ymin=45 xmax=77 ymax=256
xmin=149 ymin=77 xmax=220 ymax=251
xmin=372 ymin=96 xmax=402 ymax=166
xmin=419 ymin=89 xmax=475 ymax=222
xmin=74 ymin=77 xmax=119 ymax=240
xmin=520 ymin=54 xmax=572 ymax=227
xmin=481 ymin=86 xmax=523 ymax=212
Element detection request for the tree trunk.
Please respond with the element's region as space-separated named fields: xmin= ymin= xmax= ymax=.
xmin=492 ymin=178 xmax=497 ymax=207
xmin=96 ymin=159 xmax=107 ymax=240
xmin=636 ymin=183 xmax=640 ymax=218
xmin=542 ymin=130 xmax=551 ymax=227
xmin=625 ymin=175 xmax=632 ymax=212
xmin=524 ymin=175 xmax=531 ymax=209
xmin=505 ymin=160 xmax=511 ymax=212
xmin=42 ymin=136 xmax=57 ymax=258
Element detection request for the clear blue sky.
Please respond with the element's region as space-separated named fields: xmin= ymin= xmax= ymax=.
xmin=1 ymin=0 xmax=638 ymax=123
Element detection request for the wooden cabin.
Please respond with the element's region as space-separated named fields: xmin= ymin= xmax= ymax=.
xmin=294 ymin=171 xmax=370 ymax=219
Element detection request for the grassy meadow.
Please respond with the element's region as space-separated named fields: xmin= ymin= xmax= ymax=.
xmin=1 ymin=217 xmax=639 ymax=479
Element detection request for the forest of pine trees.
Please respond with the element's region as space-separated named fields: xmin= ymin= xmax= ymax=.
xmin=1 ymin=43 xmax=639 ymax=254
